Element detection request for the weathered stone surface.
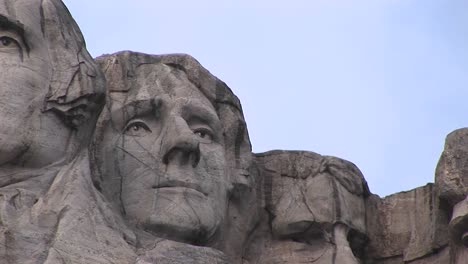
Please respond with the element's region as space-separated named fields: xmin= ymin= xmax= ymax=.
xmin=0 ymin=0 xmax=131 ymax=263
xmin=436 ymin=128 xmax=468 ymax=207
xmin=0 ymin=0 xmax=467 ymax=263
xmin=244 ymin=151 xmax=369 ymax=264
xmin=435 ymin=128 xmax=468 ymax=263
xmin=365 ymin=184 xmax=449 ymax=263
xmin=92 ymin=51 xmax=256 ymax=263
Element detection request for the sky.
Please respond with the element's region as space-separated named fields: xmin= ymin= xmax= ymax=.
xmin=62 ymin=0 xmax=468 ymax=197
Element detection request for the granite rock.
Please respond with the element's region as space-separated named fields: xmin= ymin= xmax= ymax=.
xmin=0 ymin=0 xmax=467 ymax=263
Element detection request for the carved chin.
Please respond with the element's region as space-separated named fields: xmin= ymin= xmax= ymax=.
xmin=143 ymin=187 xmax=221 ymax=244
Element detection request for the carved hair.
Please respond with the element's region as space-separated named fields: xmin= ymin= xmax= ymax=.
xmin=40 ymin=0 xmax=105 ymax=129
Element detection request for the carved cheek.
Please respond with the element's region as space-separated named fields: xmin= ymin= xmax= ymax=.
xmin=197 ymin=144 xmax=227 ymax=196
xmin=117 ymin=136 xmax=163 ymax=176
xmin=0 ymin=63 xmax=49 ymax=104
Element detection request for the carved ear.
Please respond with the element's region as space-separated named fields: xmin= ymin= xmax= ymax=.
xmin=41 ymin=0 xmax=105 ymax=128
xmin=45 ymin=95 xmax=103 ymax=128
xmin=229 ymin=168 xmax=252 ymax=201
xmin=231 ymin=121 xmax=252 ymax=189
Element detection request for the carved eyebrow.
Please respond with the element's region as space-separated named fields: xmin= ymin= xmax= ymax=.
xmin=181 ymin=100 xmax=221 ymax=130
xmin=108 ymin=98 xmax=160 ymax=132
xmin=120 ymin=98 xmax=162 ymax=121
xmin=0 ymin=14 xmax=30 ymax=53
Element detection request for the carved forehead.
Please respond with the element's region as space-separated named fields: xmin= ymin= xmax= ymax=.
xmin=124 ymin=63 xmax=215 ymax=107
xmin=0 ymin=0 xmax=43 ymax=37
xmin=98 ymin=52 xmax=244 ymax=114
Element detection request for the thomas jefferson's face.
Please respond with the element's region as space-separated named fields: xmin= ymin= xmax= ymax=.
xmin=101 ymin=64 xmax=230 ymax=244
xmin=0 ymin=0 xmax=51 ymax=165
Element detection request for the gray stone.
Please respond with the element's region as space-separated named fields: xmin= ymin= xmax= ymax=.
xmin=365 ymin=184 xmax=449 ymax=263
xmin=435 ymin=128 xmax=468 ymax=263
xmin=244 ymin=151 xmax=369 ymax=264
xmin=92 ymin=51 xmax=256 ymax=263
xmin=0 ymin=0 xmax=134 ymax=263
xmin=0 ymin=0 xmax=467 ymax=263
xmin=436 ymin=128 xmax=468 ymax=207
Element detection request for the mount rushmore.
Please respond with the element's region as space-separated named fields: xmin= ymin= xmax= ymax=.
xmin=0 ymin=0 xmax=466 ymax=263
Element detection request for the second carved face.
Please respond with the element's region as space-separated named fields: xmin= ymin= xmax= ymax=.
xmin=98 ymin=62 xmax=231 ymax=245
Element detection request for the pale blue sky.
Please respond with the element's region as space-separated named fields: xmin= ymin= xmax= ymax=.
xmin=63 ymin=0 xmax=468 ymax=197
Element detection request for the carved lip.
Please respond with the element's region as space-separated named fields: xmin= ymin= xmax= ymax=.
xmin=152 ymin=180 xmax=207 ymax=196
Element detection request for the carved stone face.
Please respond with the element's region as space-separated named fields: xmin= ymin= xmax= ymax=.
xmin=0 ymin=0 xmax=52 ymax=165
xmin=0 ymin=0 xmax=99 ymax=169
xmin=259 ymin=153 xmax=366 ymax=264
xmin=100 ymin=63 xmax=230 ymax=244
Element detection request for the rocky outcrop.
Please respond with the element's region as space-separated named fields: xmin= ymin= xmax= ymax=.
xmin=365 ymin=184 xmax=449 ymax=263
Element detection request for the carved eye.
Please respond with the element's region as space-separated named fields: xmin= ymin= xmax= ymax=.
xmin=193 ymin=128 xmax=213 ymax=143
xmin=0 ymin=36 xmax=21 ymax=51
xmin=1 ymin=37 xmax=12 ymax=46
xmin=124 ymin=120 xmax=152 ymax=136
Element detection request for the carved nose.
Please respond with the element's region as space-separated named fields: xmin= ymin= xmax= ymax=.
xmin=162 ymin=136 xmax=200 ymax=167
xmin=333 ymin=224 xmax=360 ymax=264
xmin=161 ymin=116 xmax=200 ymax=167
